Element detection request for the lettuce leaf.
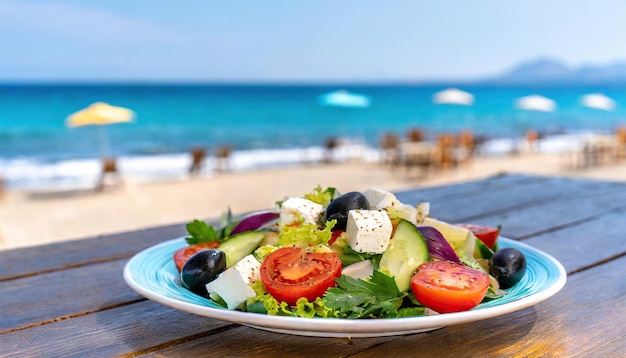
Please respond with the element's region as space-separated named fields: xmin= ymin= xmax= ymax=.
xmin=277 ymin=220 xmax=336 ymax=248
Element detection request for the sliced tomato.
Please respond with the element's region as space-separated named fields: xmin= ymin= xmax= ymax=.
xmin=457 ymin=223 xmax=500 ymax=249
xmin=260 ymin=247 xmax=342 ymax=305
xmin=411 ymin=261 xmax=489 ymax=313
xmin=173 ymin=242 xmax=221 ymax=272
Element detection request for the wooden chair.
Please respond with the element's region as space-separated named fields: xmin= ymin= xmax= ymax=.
xmin=96 ymin=157 xmax=121 ymax=191
xmin=215 ymin=145 xmax=233 ymax=172
xmin=188 ymin=147 xmax=207 ymax=175
xmin=380 ymin=133 xmax=401 ymax=166
xmin=407 ymin=128 xmax=425 ymax=142
xmin=436 ymin=133 xmax=458 ymax=169
xmin=525 ymin=130 xmax=540 ymax=152
xmin=615 ymin=126 xmax=626 ymax=161
xmin=457 ymin=130 xmax=475 ymax=164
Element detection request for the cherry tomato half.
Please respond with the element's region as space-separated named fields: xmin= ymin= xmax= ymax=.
xmin=457 ymin=223 xmax=500 ymax=249
xmin=173 ymin=242 xmax=221 ymax=272
xmin=260 ymin=247 xmax=342 ymax=306
xmin=328 ymin=230 xmax=344 ymax=245
xmin=411 ymin=261 xmax=490 ymax=313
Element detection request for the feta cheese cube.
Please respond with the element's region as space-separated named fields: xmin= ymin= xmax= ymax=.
xmin=279 ymin=197 xmax=324 ymax=226
xmin=206 ymin=254 xmax=261 ymax=309
xmin=416 ymin=202 xmax=430 ymax=224
xmin=396 ymin=203 xmax=418 ymax=224
xmin=346 ymin=210 xmax=393 ymax=254
xmin=363 ymin=188 xmax=401 ymax=210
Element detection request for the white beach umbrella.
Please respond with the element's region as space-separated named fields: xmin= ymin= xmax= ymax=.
xmin=433 ymin=88 xmax=474 ymax=106
xmin=514 ymin=95 xmax=556 ymax=112
xmin=318 ymin=90 xmax=371 ymax=108
xmin=580 ymin=93 xmax=616 ymax=111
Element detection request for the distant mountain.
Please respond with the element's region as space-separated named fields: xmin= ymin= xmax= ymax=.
xmin=486 ymin=58 xmax=626 ymax=85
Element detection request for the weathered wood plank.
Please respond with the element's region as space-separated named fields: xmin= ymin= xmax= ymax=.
xmin=0 ymin=222 xmax=188 ymax=281
xmin=394 ymin=173 xmax=543 ymax=204
xmin=519 ymin=210 xmax=626 ymax=274
xmin=423 ymin=176 xmax=623 ymax=223
xmin=139 ymin=325 xmax=394 ymax=358
xmin=346 ymin=254 xmax=626 ymax=358
xmin=461 ymin=185 xmax=626 ymax=240
xmin=0 ymin=300 xmax=232 ymax=358
xmin=0 ymin=259 xmax=138 ymax=332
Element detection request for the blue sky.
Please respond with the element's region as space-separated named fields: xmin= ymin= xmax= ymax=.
xmin=1 ymin=0 xmax=625 ymax=82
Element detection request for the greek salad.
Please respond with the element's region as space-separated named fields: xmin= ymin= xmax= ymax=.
xmin=174 ymin=186 xmax=527 ymax=318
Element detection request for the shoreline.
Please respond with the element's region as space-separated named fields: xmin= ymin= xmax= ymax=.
xmin=0 ymin=129 xmax=608 ymax=192
xmin=2 ymin=149 xmax=626 ymax=251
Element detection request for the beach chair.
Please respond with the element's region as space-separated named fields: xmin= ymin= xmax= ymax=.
xmin=215 ymin=145 xmax=233 ymax=172
xmin=96 ymin=157 xmax=122 ymax=191
xmin=525 ymin=130 xmax=540 ymax=152
xmin=457 ymin=130 xmax=475 ymax=165
xmin=189 ymin=147 xmax=207 ymax=175
xmin=615 ymin=127 xmax=626 ymax=161
xmin=407 ymin=128 xmax=425 ymax=142
xmin=436 ymin=133 xmax=459 ymax=169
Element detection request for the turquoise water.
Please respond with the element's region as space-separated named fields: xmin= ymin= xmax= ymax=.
xmin=1 ymin=83 xmax=625 ymax=189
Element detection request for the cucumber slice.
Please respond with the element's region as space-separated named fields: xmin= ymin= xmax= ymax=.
xmin=219 ymin=230 xmax=266 ymax=267
xmin=379 ymin=219 xmax=429 ymax=292
xmin=474 ymin=237 xmax=495 ymax=259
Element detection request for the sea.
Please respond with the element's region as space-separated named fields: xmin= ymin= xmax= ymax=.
xmin=1 ymin=83 xmax=625 ymax=191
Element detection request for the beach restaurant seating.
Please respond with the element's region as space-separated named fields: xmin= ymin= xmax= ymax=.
xmin=380 ymin=133 xmax=401 ymax=166
xmin=435 ymin=133 xmax=459 ymax=169
xmin=616 ymin=126 xmax=626 ymax=161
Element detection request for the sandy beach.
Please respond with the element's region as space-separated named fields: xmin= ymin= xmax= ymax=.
xmin=1 ymin=148 xmax=625 ymax=251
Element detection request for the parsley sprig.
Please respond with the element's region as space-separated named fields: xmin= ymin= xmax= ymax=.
xmin=185 ymin=209 xmax=236 ymax=245
xmin=324 ymin=270 xmax=413 ymax=318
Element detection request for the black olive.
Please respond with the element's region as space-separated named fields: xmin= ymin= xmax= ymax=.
xmin=489 ymin=247 xmax=527 ymax=289
xmin=181 ymin=249 xmax=227 ymax=297
xmin=325 ymin=191 xmax=369 ymax=231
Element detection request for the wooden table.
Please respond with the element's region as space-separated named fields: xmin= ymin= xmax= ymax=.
xmin=1 ymin=174 xmax=625 ymax=357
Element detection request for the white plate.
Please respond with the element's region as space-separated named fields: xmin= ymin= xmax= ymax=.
xmin=123 ymin=237 xmax=566 ymax=338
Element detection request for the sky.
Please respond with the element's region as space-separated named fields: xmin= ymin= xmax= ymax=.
xmin=1 ymin=0 xmax=625 ymax=83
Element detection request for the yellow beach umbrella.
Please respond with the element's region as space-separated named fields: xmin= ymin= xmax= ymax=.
xmin=67 ymin=102 xmax=134 ymax=127
xmin=66 ymin=102 xmax=134 ymax=156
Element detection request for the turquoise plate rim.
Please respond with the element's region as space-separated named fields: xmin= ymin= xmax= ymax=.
xmin=123 ymin=237 xmax=567 ymax=338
